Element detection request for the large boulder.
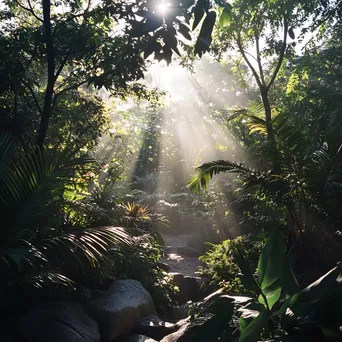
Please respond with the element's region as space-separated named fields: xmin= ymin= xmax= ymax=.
xmin=86 ymin=279 xmax=156 ymax=342
xmin=19 ymin=302 xmax=100 ymax=342
xmin=135 ymin=315 xmax=177 ymax=340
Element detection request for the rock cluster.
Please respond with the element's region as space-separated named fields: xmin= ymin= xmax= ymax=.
xmin=3 ymin=273 xmax=204 ymax=342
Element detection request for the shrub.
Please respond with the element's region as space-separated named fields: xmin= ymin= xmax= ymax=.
xmin=198 ymin=234 xmax=265 ymax=295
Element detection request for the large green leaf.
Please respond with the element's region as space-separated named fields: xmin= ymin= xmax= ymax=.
xmin=258 ymin=233 xmax=286 ymax=288
xmin=238 ymin=305 xmax=268 ymax=342
xmin=258 ymin=279 xmax=282 ymax=310
xmin=234 ymin=247 xmax=261 ymax=293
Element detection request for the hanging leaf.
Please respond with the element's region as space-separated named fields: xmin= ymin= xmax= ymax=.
xmin=192 ymin=6 xmax=205 ymax=30
xmin=178 ymin=23 xmax=192 ymax=40
xmin=288 ymin=27 xmax=295 ymax=39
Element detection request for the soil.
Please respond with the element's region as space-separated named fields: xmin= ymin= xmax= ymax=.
xmin=160 ymin=234 xmax=202 ymax=278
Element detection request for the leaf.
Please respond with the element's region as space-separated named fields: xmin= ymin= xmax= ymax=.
xmin=258 ymin=233 xmax=286 ymax=289
xmin=144 ymin=36 xmax=158 ymax=59
xmin=192 ymin=5 xmax=205 ymax=30
xmin=234 ymin=247 xmax=261 ymax=293
xmin=178 ymin=23 xmax=192 ymax=40
xmin=163 ymin=30 xmax=181 ymax=56
xmin=194 ymin=10 xmax=216 ymax=56
xmin=288 ymin=264 xmax=342 ymax=338
xmin=238 ymin=307 xmax=268 ymax=342
xmin=288 ymin=27 xmax=295 ymax=39
xmin=258 ymin=279 xmax=281 ymax=310
xmin=219 ymin=4 xmax=232 ymax=27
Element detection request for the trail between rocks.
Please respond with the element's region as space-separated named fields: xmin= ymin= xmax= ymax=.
xmin=161 ymin=234 xmax=202 ymax=278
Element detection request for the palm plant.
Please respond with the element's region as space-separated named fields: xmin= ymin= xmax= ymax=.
xmin=188 ymin=106 xmax=342 ymax=271
xmin=0 ymin=133 xmax=132 ymax=323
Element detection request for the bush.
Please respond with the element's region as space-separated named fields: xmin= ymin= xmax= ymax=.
xmin=198 ymin=234 xmax=265 ymax=295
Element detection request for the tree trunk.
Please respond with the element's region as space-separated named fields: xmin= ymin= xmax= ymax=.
xmin=261 ymin=87 xmax=280 ymax=172
xmin=37 ymin=0 xmax=55 ymax=148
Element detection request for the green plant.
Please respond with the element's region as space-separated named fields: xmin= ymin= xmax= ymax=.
xmin=0 ymin=133 xmax=132 ymax=324
xmin=186 ymin=233 xmax=342 ymax=341
xmin=198 ymin=235 xmax=264 ymax=295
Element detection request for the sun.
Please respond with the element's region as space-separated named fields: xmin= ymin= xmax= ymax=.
xmin=156 ymin=1 xmax=170 ymax=16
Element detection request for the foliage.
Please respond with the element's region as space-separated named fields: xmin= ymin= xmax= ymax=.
xmin=0 ymin=133 xmax=133 ymax=323
xmin=198 ymin=235 xmax=264 ymax=295
xmin=188 ymin=233 xmax=342 ymax=341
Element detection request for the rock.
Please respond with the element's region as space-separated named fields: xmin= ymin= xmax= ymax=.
xmin=176 ymin=247 xmax=199 ymax=257
xmin=19 ymin=302 xmax=100 ymax=342
xmin=135 ymin=315 xmax=177 ymax=340
xmin=170 ymin=304 xmax=191 ymax=321
xmin=170 ymin=273 xmax=201 ymax=304
xmin=85 ymin=279 xmax=156 ymax=342
xmin=115 ymin=334 xmax=157 ymax=342
xmin=156 ymin=261 xmax=172 ymax=272
xmin=159 ymin=321 xmax=192 ymax=342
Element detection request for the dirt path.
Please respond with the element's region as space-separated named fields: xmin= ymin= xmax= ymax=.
xmin=161 ymin=234 xmax=202 ymax=278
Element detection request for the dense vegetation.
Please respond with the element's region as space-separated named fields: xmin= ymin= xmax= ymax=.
xmin=1 ymin=0 xmax=342 ymax=340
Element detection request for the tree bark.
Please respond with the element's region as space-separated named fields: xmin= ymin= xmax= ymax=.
xmin=261 ymin=86 xmax=280 ymax=172
xmin=37 ymin=0 xmax=55 ymax=148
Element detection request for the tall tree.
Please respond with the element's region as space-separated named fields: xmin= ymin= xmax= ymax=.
xmin=211 ymin=0 xmax=319 ymax=171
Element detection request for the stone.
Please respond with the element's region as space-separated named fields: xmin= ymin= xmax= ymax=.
xmin=115 ymin=334 xmax=157 ymax=342
xmin=159 ymin=321 xmax=192 ymax=342
xmin=170 ymin=304 xmax=191 ymax=321
xmin=85 ymin=279 xmax=156 ymax=342
xmin=156 ymin=261 xmax=172 ymax=272
xmin=176 ymin=247 xmax=200 ymax=257
xmin=19 ymin=302 xmax=100 ymax=342
xmin=170 ymin=274 xmax=201 ymax=305
xmin=135 ymin=315 xmax=177 ymax=340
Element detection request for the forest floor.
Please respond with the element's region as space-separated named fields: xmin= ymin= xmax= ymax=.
xmin=161 ymin=234 xmax=202 ymax=277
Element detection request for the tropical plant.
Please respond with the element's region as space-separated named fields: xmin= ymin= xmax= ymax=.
xmin=186 ymin=233 xmax=342 ymax=341
xmin=0 ymin=133 xmax=132 ymax=324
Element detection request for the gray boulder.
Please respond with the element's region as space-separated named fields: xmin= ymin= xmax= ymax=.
xmin=86 ymin=279 xmax=156 ymax=342
xmin=19 ymin=302 xmax=100 ymax=342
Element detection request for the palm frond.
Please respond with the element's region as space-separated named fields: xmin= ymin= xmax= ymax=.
xmin=188 ymin=160 xmax=254 ymax=194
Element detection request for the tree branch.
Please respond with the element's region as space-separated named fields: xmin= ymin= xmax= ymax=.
xmin=267 ymin=18 xmax=289 ymax=90
xmin=25 ymin=82 xmax=42 ymax=115
xmin=236 ymin=33 xmax=263 ymax=89
xmin=54 ymin=54 xmax=69 ymax=81
xmin=255 ymin=32 xmax=266 ymax=86
xmin=15 ymin=0 xmax=43 ymax=22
